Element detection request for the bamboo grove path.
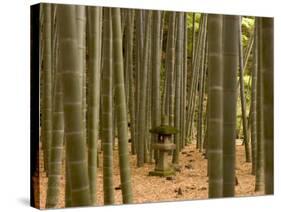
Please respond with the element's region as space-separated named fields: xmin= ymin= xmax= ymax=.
xmin=35 ymin=140 xmax=263 ymax=208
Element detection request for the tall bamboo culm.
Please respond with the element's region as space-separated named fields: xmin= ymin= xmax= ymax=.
xmin=207 ymin=14 xmax=223 ymax=198
xmin=46 ymin=34 xmax=64 ymax=207
xmin=57 ymin=5 xmax=91 ymax=206
xmin=100 ymin=8 xmax=115 ymax=205
xmin=255 ymin=18 xmax=265 ymax=192
xmin=260 ymin=17 xmax=274 ymax=195
xmin=111 ymin=8 xmax=133 ymax=203
xmin=222 ymin=15 xmax=239 ymax=197
xmin=151 ymin=11 xmax=162 ymax=162
xmin=127 ymin=11 xmax=136 ymax=155
xmin=87 ymin=6 xmax=102 ymax=205
xmin=172 ymin=12 xmax=184 ymax=165
xmin=238 ymin=17 xmax=251 ymax=162
xmin=42 ymin=3 xmax=52 ymax=175
xmin=137 ymin=11 xmax=151 ymax=167
xmin=250 ymin=20 xmax=258 ymax=175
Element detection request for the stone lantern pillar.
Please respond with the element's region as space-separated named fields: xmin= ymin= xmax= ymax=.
xmin=149 ymin=116 xmax=178 ymax=177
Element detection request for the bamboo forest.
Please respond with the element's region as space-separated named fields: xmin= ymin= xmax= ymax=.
xmin=30 ymin=3 xmax=274 ymax=209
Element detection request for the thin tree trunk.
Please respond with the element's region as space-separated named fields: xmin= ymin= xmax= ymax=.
xmin=191 ymin=13 xmax=196 ymax=67
xmin=251 ymin=20 xmax=258 ymax=175
xmin=137 ymin=11 xmax=151 ymax=167
xmin=207 ymin=14 xmax=223 ymax=198
xmin=134 ymin=10 xmax=144 ymax=157
xmin=181 ymin=13 xmax=188 ymax=148
xmin=111 ymin=8 xmax=133 ymax=203
xmin=238 ymin=17 xmax=251 ymax=162
xmin=255 ymin=17 xmax=265 ymax=192
xmin=186 ymin=15 xmax=204 ymax=143
xmin=197 ymin=18 xmax=208 ymax=152
xmin=166 ymin=12 xmax=176 ymax=127
xmin=127 ymin=11 xmax=136 ymax=155
xmin=172 ymin=12 xmax=184 ymax=165
xmin=190 ymin=16 xmax=207 ymax=144
xmin=222 ymin=15 xmax=239 ymax=197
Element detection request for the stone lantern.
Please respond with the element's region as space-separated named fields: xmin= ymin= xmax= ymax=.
xmin=149 ymin=115 xmax=178 ymax=177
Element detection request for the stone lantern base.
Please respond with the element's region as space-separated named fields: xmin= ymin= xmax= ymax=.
xmin=149 ymin=166 xmax=175 ymax=177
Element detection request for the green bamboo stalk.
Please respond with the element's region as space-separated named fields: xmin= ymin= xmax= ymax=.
xmin=57 ymin=4 xmax=90 ymax=206
xmin=151 ymin=10 xmax=162 ymax=162
xmin=186 ymin=15 xmax=204 ymax=143
xmin=237 ymin=31 xmax=254 ymax=138
xmin=222 ymin=15 xmax=239 ymax=197
xmin=251 ymin=20 xmax=258 ymax=175
xmin=181 ymin=13 xmax=188 ymax=148
xmin=76 ymin=6 xmax=86 ymax=141
xmin=65 ymin=155 xmax=72 ymax=206
xmin=172 ymin=12 xmax=184 ymax=165
xmin=255 ymin=17 xmax=264 ymax=192
xmin=260 ymin=17 xmax=274 ymax=195
xmin=101 ymin=8 xmax=115 ymax=204
xmin=124 ymin=12 xmax=130 ymax=109
xmin=207 ymin=14 xmax=223 ymax=198
xmin=42 ymin=3 xmax=52 ymax=175
xmin=127 ymin=11 xmax=136 ymax=155
xmin=137 ymin=11 xmax=151 ymax=167
xmin=86 ymin=6 xmax=102 ymax=205
xmin=111 ymin=8 xmax=133 ymax=203
xmin=197 ymin=18 xmax=208 ymax=152
xmin=167 ymin=12 xmax=176 ymax=127
xmin=191 ymin=13 xmax=196 ymax=67
xmin=46 ymin=72 xmax=64 ymax=208
xmin=238 ymin=17 xmax=251 ymax=162
xmin=201 ymin=37 xmax=209 ymax=152
xmin=145 ymin=11 xmax=152 ymax=163
xmin=134 ymin=10 xmax=144 ymax=157
xmin=146 ymin=38 xmax=152 ymax=163
xmin=187 ymin=15 xmax=207 ymax=144
xmin=46 ymin=14 xmax=64 ymax=204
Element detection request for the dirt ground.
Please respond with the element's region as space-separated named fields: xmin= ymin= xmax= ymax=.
xmin=35 ymin=141 xmax=264 ymax=209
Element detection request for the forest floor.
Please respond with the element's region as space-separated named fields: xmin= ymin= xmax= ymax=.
xmin=35 ymin=140 xmax=264 ymax=209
